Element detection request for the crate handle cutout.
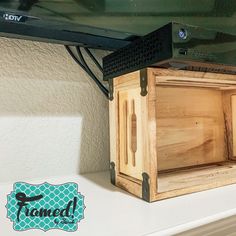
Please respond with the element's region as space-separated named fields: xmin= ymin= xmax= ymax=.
xmin=130 ymin=99 xmax=137 ymax=167
xmin=123 ymin=100 xmax=128 ymax=165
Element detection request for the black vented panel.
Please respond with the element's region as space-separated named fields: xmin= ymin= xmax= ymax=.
xmin=156 ymin=62 xmax=236 ymax=75
xmin=103 ymin=23 xmax=173 ymax=80
xmin=184 ymin=65 xmax=236 ymax=75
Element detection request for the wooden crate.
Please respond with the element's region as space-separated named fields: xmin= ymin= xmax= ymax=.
xmin=109 ymin=68 xmax=236 ymax=202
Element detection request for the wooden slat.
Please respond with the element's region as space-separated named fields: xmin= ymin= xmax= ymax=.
xmin=222 ymin=90 xmax=236 ymax=160
xmin=232 ymin=96 xmax=236 ymax=157
xmin=158 ymin=161 xmax=236 ymax=193
xmin=156 ymin=86 xmax=227 ymax=170
xmin=154 ymin=68 xmax=236 ymax=82
xmin=116 ymin=174 xmax=142 ymax=199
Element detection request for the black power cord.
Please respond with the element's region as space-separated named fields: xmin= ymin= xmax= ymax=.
xmin=84 ymin=48 xmax=103 ymax=73
xmin=65 ymin=45 xmax=109 ymax=98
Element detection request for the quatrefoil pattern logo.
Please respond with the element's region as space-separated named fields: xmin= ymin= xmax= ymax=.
xmin=6 ymin=182 xmax=85 ymax=232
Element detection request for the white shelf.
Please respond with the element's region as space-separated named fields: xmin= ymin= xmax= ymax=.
xmin=1 ymin=171 xmax=236 ymax=236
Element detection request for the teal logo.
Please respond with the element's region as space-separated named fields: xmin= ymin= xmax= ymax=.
xmin=6 ymin=182 xmax=85 ymax=232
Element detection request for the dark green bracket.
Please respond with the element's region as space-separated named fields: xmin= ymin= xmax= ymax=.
xmin=108 ymin=78 xmax=114 ymax=101
xmin=110 ymin=162 xmax=116 ymax=185
xmin=142 ymin=172 xmax=150 ymax=202
xmin=140 ymin=69 xmax=148 ymax=96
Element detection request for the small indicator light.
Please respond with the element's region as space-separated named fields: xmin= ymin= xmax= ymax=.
xmin=178 ymin=28 xmax=188 ymax=40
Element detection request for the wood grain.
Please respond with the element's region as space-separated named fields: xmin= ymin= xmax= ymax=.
xmin=156 ymin=86 xmax=227 ymax=170
xmin=231 ymin=96 xmax=236 ymax=157
xmin=158 ymin=161 xmax=236 ymax=193
xmin=222 ymin=90 xmax=236 ymax=160
xmin=118 ymin=88 xmax=143 ymax=180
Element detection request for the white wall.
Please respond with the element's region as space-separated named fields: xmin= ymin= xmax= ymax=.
xmin=0 ymin=38 xmax=109 ymax=182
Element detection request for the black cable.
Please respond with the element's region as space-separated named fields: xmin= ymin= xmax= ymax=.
xmin=76 ymin=46 xmax=109 ymax=98
xmin=65 ymin=45 xmax=109 ymax=98
xmin=65 ymin=45 xmax=87 ymax=71
xmin=84 ymin=48 xmax=103 ymax=73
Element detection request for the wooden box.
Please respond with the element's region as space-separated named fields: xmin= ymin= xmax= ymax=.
xmin=109 ymin=68 xmax=236 ymax=202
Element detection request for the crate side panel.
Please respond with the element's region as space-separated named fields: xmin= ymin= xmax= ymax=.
xmin=118 ymin=88 xmax=144 ymax=180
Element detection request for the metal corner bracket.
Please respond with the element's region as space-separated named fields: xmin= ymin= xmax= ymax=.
xmin=142 ymin=172 xmax=150 ymax=202
xmin=108 ymin=78 xmax=114 ymax=101
xmin=110 ymin=162 xmax=116 ymax=185
xmin=140 ymin=69 xmax=148 ymax=96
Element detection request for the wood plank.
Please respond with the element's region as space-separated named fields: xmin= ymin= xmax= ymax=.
xmin=158 ymin=161 xmax=236 ymax=193
xmin=113 ymin=70 xmax=140 ymax=89
xmin=231 ymin=95 xmax=236 ymax=157
xmin=154 ymin=68 xmax=236 ymax=82
xmin=146 ymin=68 xmax=159 ymax=201
xmin=109 ymin=95 xmax=117 ymax=165
xmin=118 ymin=88 xmax=143 ymax=180
xmin=156 ymin=76 xmax=236 ymax=89
xmin=116 ymin=174 xmax=142 ymax=199
xmin=222 ymin=90 xmax=236 ymax=160
xmin=156 ymin=86 xmax=227 ymax=170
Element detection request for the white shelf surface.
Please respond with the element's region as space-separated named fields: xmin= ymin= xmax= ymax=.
xmin=1 ymin=171 xmax=236 ymax=236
